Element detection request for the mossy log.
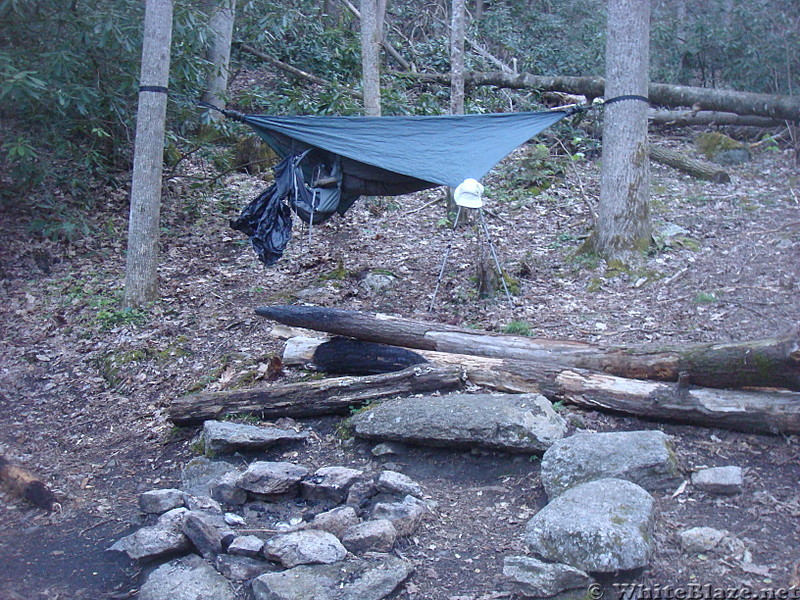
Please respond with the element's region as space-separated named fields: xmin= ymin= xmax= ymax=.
xmin=648 ymin=145 xmax=731 ymax=183
xmin=168 ymin=364 xmax=463 ymax=425
xmin=284 ymin=336 xmax=800 ymax=435
xmin=257 ymin=305 xmax=800 ymax=391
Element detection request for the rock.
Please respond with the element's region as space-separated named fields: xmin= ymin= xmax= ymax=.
xmin=691 ymin=466 xmax=743 ymax=495
xmin=183 ymin=493 xmax=222 ymax=513
xmin=371 ymin=495 xmax=428 ymax=537
xmin=182 ymin=510 xmax=224 ymax=559
xmin=224 ymin=512 xmax=246 ymax=527
xmin=263 ymin=530 xmax=348 ymax=568
xmin=503 ymin=555 xmax=593 ymax=597
xmin=214 ymin=554 xmax=277 ymax=581
xmin=371 ymin=442 xmax=407 ymax=458
xmin=138 ymin=554 xmax=236 ymax=600
xmin=251 ymin=554 xmax=413 ymax=600
xmin=362 ymin=271 xmax=398 ymax=294
xmin=108 ymin=508 xmax=191 ymax=560
xmin=375 ymin=470 xmax=422 ymax=498
xmin=540 ymin=430 xmax=682 ymax=499
xmin=228 ymin=534 xmax=265 ymax=558
xmin=525 ymin=478 xmax=655 ymax=573
xmin=211 ymin=471 xmax=248 ymax=505
xmin=351 ymin=393 xmax=566 ymax=453
xmin=679 ymin=526 xmax=727 ymax=554
xmin=306 ymin=506 xmax=360 ymax=537
xmin=341 ymin=519 xmax=397 ymax=554
xmin=139 ymin=489 xmax=185 ymax=514
xmin=300 ymin=466 xmax=363 ymax=503
xmin=181 ymin=457 xmax=240 ymax=497
xmin=346 ymin=477 xmax=378 ymax=510
xmin=695 ymin=132 xmax=751 ymax=165
xmin=236 ymin=461 xmax=309 ymax=497
xmin=202 ymin=420 xmax=307 ymax=455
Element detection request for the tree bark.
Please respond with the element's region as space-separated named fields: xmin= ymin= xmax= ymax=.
xmin=124 ymin=0 xmax=174 ymax=307
xmin=397 ymin=71 xmax=800 ymax=121
xmin=256 ymin=305 xmax=800 ymax=391
xmin=650 ymin=110 xmax=784 ymax=128
xmin=649 ymin=145 xmax=730 ymax=183
xmin=449 ymin=0 xmax=466 ymax=116
xmin=360 ymin=0 xmax=382 ymax=116
xmin=169 ymin=364 xmax=463 ymax=425
xmin=283 ymin=336 xmax=800 ymax=435
xmin=201 ymin=0 xmax=236 ymax=117
xmin=596 ymin=0 xmax=651 ymax=263
xmin=340 ymin=0 xmax=411 ymax=70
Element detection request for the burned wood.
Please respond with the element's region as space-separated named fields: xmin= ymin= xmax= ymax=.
xmin=169 ymin=364 xmax=463 ymax=425
xmin=257 ymin=305 xmax=800 ymax=391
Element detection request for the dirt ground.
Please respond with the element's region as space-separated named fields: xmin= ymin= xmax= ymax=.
xmin=0 ymin=129 xmax=798 ymax=600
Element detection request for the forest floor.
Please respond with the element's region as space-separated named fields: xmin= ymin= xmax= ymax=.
xmin=0 ymin=127 xmax=799 ymax=600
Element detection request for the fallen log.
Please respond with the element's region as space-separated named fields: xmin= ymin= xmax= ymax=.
xmin=0 ymin=455 xmax=59 ymax=511
xmin=396 ymin=71 xmax=800 ymax=121
xmin=284 ymin=336 xmax=800 ymax=435
xmin=256 ymin=305 xmax=800 ymax=391
xmin=650 ymin=110 xmax=784 ymax=129
xmin=168 ymin=364 xmax=463 ymax=425
xmin=649 ymin=145 xmax=731 ymax=183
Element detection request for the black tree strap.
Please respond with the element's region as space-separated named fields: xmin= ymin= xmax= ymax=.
xmin=603 ymin=94 xmax=650 ymax=106
xmin=197 ymin=100 xmax=246 ymax=122
xmin=139 ymin=85 xmax=169 ymax=94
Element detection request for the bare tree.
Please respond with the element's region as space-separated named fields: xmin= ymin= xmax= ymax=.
xmin=124 ymin=0 xmax=174 ymax=307
xmin=360 ymin=0 xmax=384 ymax=115
xmin=595 ymin=0 xmax=651 ymax=265
xmin=450 ymin=0 xmax=466 ymax=115
xmin=202 ymin=0 xmax=237 ymax=117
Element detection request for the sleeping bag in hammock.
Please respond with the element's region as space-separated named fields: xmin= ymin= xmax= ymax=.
xmin=227 ymin=108 xmax=576 ymax=265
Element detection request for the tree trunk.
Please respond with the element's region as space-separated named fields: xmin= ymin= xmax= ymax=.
xmin=201 ymin=0 xmax=236 ymax=117
xmin=596 ymin=0 xmax=651 ymax=264
xmin=340 ymin=0 xmax=410 ymax=70
xmin=256 ymin=305 xmax=800 ymax=391
xmin=168 ymin=364 xmax=463 ymax=424
xmin=124 ymin=0 xmax=174 ymax=307
xmin=450 ymin=0 xmax=466 ymax=115
xmin=650 ymin=110 xmax=784 ymax=128
xmin=282 ymin=336 xmax=800 ymax=435
xmin=649 ymin=145 xmax=730 ymax=183
xmin=360 ymin=0 xmax=382 ymax=116
xmin=397 ymin=71 xmax=800 ymax=121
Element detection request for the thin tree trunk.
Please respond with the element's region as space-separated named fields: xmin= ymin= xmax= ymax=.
xmin=202 ymin=0 xmax=236 ymax=117
xmin=596 ymin=0 xmax=651 ymax=264
xmin=450 ymin=0 xmax=466 ymax=115
xmin=124 ymin=0 xmax=174 ymax=307
xmin=360 ymin=0 xmax=382 ymax=115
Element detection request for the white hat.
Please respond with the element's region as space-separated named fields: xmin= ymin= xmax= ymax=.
xmin=453 ymin=178 xmax=484 ymax=208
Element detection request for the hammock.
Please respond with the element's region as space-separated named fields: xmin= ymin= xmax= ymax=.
xmin=219 ymin=107 xmax=577 ymax=265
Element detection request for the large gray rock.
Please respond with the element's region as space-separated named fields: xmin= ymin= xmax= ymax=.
xmin=263 ymin=530 xmax=348 ymax=568
xmin=351 ymin=393 xmax=566 ymax=453
xmin=139 ymin=489 xmax=185 ymax=514
xmin=236 ymin=461 xmax=309 ymax=497
xmin=525 ymin=478 xmax=655 ymax=573
xmin=214 ymin=554 xmax=277 ymax=581
xmin=371 ymin=495 xmax=428 ymax=537
xmin=540 ymin=430 xmax=682 ymax=499
xmin=181 ymin=457 xmax=240 ymax=497
xmin=375 ymin=470 xmax=422 ymax=498
xmin=305 ymin=506 xmax=360 ymax=538
xmin=202 ymin=420 xmax=308 ymax=455
xmin=138 ymin=554 xmax=236 ymax=600
xmin=251 ymin=554 xmax=413 ymax=600
xmin=182 ymin=510 xmax=225 ymax=558
xmin=300 ymin=466 xmax=363 ymax=503
xmin=341 ymin=519 xmax=397 ymax=554
xmin=108 ymin=508 xmax=191 ymax=560
xmin=211 ymin=471 xmax=248 ymax=505
xmin=503 ymin=556 xmax=593 ymax=597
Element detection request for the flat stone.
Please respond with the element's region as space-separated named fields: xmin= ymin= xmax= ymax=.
xmin=214 ymin=554 xmax=277 ymax=581
xmin=228 ymin=534 xmax=265 ymax=558
xmin=540 ymin=430 xmax=682 ymax=499
xmin=251 ymin=554 xmax=413 ymax=600
xmin=181 ymin=457 xmax=240 ymax=497
xmin=202 ymin=420 xmax=307 ymax=455
xmin=211 ymin=471 xmax=248 ymax=505
xmin=183 ymin=493 xmax=222 ymax=513
xmin=306 ymin=506 xmax=360 ymax=538
xmin=263 ymin=530 xmax=347 ymax=568
xmin=341 ymin=519 xmax=397 ymax=554
xmin=371 ymin=495 xmax=428 ymax=537
xmin=525 ymin=478 xmax=655 ymax=573
xmin=351 ymin=393 xmax=566 ymax=453
xmin=236 ymin=461 xmax=309 ymax=497
xmin=300 ymin=466 xmax=363 ymax=503
xmin=139 ymin=489 xmax=185 ymax=514
xmin=182 ymin=510 xmax=225 ymax=559
xmin=138 ymin=554 xmax=235 ymax=600
xmin=679 ymin=526 xmax=727 ymax=554
xmin=108 ymin=508 xmax=191 ymax=561
xmin=503 ymin=555 xmax=593 ymax=597
xmin=375 ymin=471 xmax=422 ymax=498
xmin=691 ymin=466 xmax=743 ymax=495
xmin=371 ymin=442 xmax=407 ymax=457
